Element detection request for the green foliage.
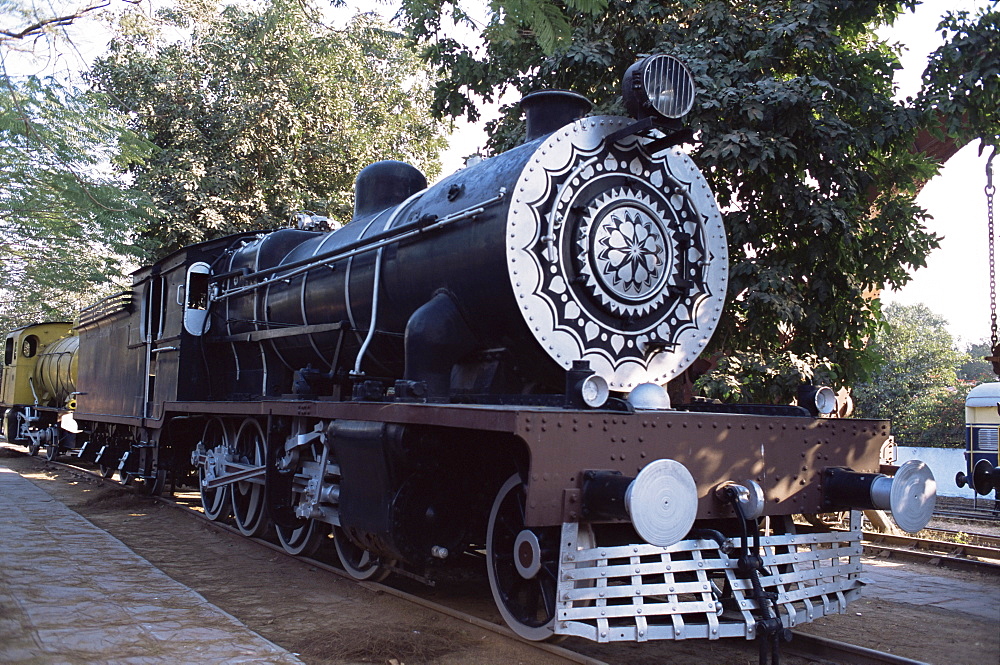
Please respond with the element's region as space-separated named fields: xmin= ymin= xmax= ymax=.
xmin=399 ymin=0 xmax=608 ymax=59
xmin=853 ymin=303 xmax=969 ymax=446
xmin=959 ymin=339 xmax=996 ymax=383
xmin=406 ymin=0 xmax=952 ymax=396
xmin=696 ymin=351 xmax=839 ymax=405
xmin=90 ymin=0 xmax=449 ymax=258
xmin=0 ymin=75 xmax=154 ymax=334
xmin=918 ymin=7 xmax=1000 ymax=148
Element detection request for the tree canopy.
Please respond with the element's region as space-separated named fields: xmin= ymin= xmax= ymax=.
xmin=0 ymin=75 xmax=153 ymax=334
xmin=90 ymin=0 xmax=450 ymax=257
xmin=1 ymin=0 xmax=450 ymax=334
xmin=917 ymin=7 xmax=1000 ymax=148
xmin=402 ymin=0 xmax=1000 ymax=398
xmin=853 ymin=302 xmax=976 ymax=446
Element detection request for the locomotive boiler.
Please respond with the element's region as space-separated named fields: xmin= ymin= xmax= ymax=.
xmin=0 ymin=54 xmax=939 ymax=660
xmin=213 ymin=86 xmax=727 ymax=402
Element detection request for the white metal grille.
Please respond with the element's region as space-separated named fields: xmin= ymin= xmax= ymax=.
xmin=976 ymin=426 xmax=999 ymax=452
xmin=554 ymin=514 xmax=865 ymax=642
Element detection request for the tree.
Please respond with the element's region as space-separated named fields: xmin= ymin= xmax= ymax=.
xmin=402 ymin=0 xmax=951 ymax=396
xmin=853 ymin=303 xmax=967 ymax=446
xmin=0 ymin=75 xmax=153 ymax=334
xmin=399 ymin=0 xmax=1000 ymax=399
xmin=398 ymin=0 xmax=608 ymax=58
xmin=958 ymin=339 xmax=995 ymax=384
xmin=917 ymin=7 xmax=1000 ymax=148
xmin=90 ymin=0 xmax=449 ymax=257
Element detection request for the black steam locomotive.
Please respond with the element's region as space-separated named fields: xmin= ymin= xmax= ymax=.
xmin=1 ymin=55 xmax=937 ymax=653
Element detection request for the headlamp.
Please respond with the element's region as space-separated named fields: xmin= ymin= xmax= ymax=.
xmin=798 ymin=384 xmax=838 ymax=416
xmin=623 ymin=54 xmax=696 ymax=120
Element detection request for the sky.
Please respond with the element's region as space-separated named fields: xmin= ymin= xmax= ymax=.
xmin=4 ymin=0 xmax=995 ymax=344
xmin=875 ymin=1 xmax=995 ymax=347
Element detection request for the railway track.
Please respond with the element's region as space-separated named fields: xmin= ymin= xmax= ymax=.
xmin=934 ymin=507 xmax=1000 ymax=522
xmin=151 ymin=494 xmax=951 ymax=665
xmin=4 ymin=444 xmax=972 ymax=665
xmin=933 ymin=495 xmax=1000 ymax=523
xmin=925 ymin=526 xmax=1000 ymax=549
xmin=861 ymin=531 xmax=1000 ymax=574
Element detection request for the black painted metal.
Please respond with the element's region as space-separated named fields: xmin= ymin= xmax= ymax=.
xmin=580 ymin=469 xmax=633 ymax=521
xmin=353 ymin=160 xmax=427 ymax=219
xmin=821 ymin=467 xmax=882 ymax=510
xmin=215 ymin=139 xmax=559 ymax=397
xmin=520 ymin=90 xmax=592 ymax=142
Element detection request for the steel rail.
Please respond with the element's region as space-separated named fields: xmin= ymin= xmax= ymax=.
xmin=864 ymin=531 xmax=1000 ymax=561
xmin=933 ymin=507 xmax=1000 ymax=522
xmin=162 ymin=502 xmax=612 ymax=665
xmin=787 ymin=632 xmax=932 ymax=665
xmin=862 ymin=543 xmax=1000 ymax=574
xmin=924 ymin=527 xmax=1000 ymax=549
xmin=860 ymin=531 xmax=1000 ymax=574
xmin=147 ymin=493 xmax=944 ymax=665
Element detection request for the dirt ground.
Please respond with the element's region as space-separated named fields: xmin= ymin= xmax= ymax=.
xmin=2 ymin=447 xmax=998 ymax=665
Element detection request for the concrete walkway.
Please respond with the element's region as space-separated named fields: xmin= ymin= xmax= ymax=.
xmin=0 ymin=465 xmax=303 ymax=665
xmin=862 ymin=557 xmax=1000 ymax=622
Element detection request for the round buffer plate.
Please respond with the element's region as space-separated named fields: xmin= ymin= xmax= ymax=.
xmin=625 ymin=458 xmax=698 ymax=547
xmin=889 ymin=459 xmax=937 ymax=533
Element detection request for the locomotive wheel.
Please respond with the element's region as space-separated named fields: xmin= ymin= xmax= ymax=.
xmin=199 ymin=418 xmax=232 ymax=521
xmin=333 ymin=526 xmax=393 ymax=582
xmin=231 ymin=418 xmax=269 ymax=537
xmin=277 ymin=519 xmax=329 ymax=557
xmin=487 ymin=473 xmax=562 ymax=641
xmin=274 ymin=439 xmax=330 ymax=556
xmin=148 ymin=469 xmax=167 ymax=497
xmin=45 ymin=439 xmax=59 ymax=462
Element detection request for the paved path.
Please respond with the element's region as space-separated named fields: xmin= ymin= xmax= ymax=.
xmin=861 ymin=557 xmax=1000 ymax=622
xmin=0 ymin=465 xmax=303 ymax=665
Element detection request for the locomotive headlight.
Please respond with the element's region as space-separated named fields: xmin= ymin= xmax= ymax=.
xmin=798 ymin=384 xmax=838 ymax=416
xmin=623 ymin=54 xmax=696 ymax=120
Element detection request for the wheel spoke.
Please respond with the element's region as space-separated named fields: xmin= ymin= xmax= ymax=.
xmin=277 ymin=519 xmax=328 ymax=557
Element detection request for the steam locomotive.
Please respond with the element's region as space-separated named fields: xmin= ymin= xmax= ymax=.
xmin=1 ymin=55 xmax=937 ymax=654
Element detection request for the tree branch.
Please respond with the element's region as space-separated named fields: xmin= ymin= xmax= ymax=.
xmin=1 ymin=1 xmax=115 ymax=42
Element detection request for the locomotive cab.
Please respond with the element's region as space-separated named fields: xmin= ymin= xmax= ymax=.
xmin=957 ymin=382 xmax=1000 ymax=496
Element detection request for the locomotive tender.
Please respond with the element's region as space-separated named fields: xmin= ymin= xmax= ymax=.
xmin=1 ymin=55 xmax=938 ymax=652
